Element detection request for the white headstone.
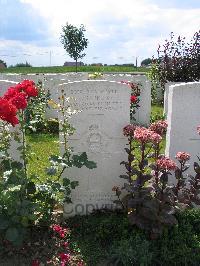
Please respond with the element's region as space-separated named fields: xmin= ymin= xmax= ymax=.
xmin=58 ymin=80 xmax=130 ymax=216
xmin=43 ymin=73 xmax=88 ymax=118
xmin=91 ymin=74 xmax=151 ymax=126
xmin=165 ymin=82 xmax=200 ymax=179
xmin=164 ymin=82 xmax=185 ymax=116
xmin=44 ymin=73 xmax=151 ymax=125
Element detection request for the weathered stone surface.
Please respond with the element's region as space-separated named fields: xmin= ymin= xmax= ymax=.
xmin=165 ymin=82 xmax=200 ymax=179
xmin=58 ymin=80 xmax=130 ymax=216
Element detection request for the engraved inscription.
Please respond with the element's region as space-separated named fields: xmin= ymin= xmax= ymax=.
xmin=70 ymin=87 xmax=125 ymax=111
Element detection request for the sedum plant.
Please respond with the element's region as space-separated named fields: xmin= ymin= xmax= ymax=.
xmin=114 ymin=121 xmax=200 ymax=237
xmin=0 ymin=80 xmax=96 ymax=246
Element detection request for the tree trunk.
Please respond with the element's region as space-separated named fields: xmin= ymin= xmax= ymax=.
xmin=75 ymin=59 xmax=77 ymax=73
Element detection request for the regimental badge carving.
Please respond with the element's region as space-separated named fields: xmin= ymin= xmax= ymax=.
xmin=87 ymin=124 xmax=102 ymax=152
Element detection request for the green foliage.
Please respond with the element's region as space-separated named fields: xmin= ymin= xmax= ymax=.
xmin=148 ymin=61 xmax=164 ymax=104
xmin=60 ymin=23 xmax=88 ymax=71
xmin=109 ymin=234 xmax=153 ymax=266
xmin=67 ymin=212 xmax=130 ymax=265
xmin=0 ymin=158 xmax=39 ymax=246
xmin=0 ymin=65 xmax=148 ymax=74
xmin=45 ymin=118 xmax=59 ymax=134
xmin=67 ymin=209 xmax=200 ymax=266
xmin=25 ymin=80 xmax=50 ymax=132
xmin=10 ymin=61 xmax=32 ymax=68
xmin=150 ymin=104 xmax=165 ymax=123
xmin=141 ymin=58 xmax=152 ymax=66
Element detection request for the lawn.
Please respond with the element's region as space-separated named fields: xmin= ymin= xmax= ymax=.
xmin=0 ymin=65 xmax=149 ymax=74
xmin=27 ymin=133 xmax=59 ymax=181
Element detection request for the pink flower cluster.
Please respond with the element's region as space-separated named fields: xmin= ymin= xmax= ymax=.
xmin=175 ymin=152 xmax=190 ymax=162
xmin=156 ymin=157 xmax=177 ymax=171
xmin=134 ymin=127 xmax=162 ymax=144
xmin=149 ymin=120 xmax=168 ymax=135
xmin=52 ymin=224 xmax=70 ymax=238
xmin=59 ymin=252 xmax=71 ymax=266
xmin=123 ymin=124 xmax=136 ymax=137
xmin=123 ymin=120 xmax=168 ymax=143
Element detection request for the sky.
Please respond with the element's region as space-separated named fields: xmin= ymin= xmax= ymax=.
xmin=0 ymin=0 xmax=199 ymax=67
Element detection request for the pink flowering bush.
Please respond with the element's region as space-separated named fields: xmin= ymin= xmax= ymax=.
xmin=114 ymin=120 xmax=200 ymax=237
xmin=156 ymin=157 xmax=177 ymax=171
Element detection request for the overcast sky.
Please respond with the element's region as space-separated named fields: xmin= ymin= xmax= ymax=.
xmin=0 ymin=0 xmax=199 ymax=67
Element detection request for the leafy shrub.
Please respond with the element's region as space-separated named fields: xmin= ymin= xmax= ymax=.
xmin=148 ymin=61 xmax=164 ymax=104
xmin=108 ymin=234 xmax=153 ymax=266
xmin=45 ymin=118 xmax=59 ymax=134
xmin=25 ymin=79 xmax=50 ymax=133
xmin=141 ymin=58 xmax=152 ymax=66
xmin=149 ymin=31 xmax=200 ymax=103
xmin=0 ymin=81 xmax=96 ymax=245
xmin=67 ymin=209 xmax=200 ymax=266
xmin=114 ymin=121 xmax=200 ymax=237
xmin=150 ymin=31 xmax=200 ymax=87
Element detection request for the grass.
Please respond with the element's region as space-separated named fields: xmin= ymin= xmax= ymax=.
xmin=27 ymin=133 xmax=59 ymax=181
xmin=151 ymin=103 xmax=165 ymax=122
xmin=0 ymin=65 xmax=149 ymax=74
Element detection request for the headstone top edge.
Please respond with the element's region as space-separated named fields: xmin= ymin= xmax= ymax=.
xmin=57 ymin=80 xmax=132 ymax=86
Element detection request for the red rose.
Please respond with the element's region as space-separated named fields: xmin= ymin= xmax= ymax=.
xmin=6 ymin=115 xmax=19 ymax=126
xmin=9 ymin=92 xmax=27 ymax=110
xmin=24 ymin=85 xmax=38 ymax=97
xmin=16 ymin=80 xmax=38 ymax=98
xmin=0 ymin=98 xmax=19 ymax=126
xmin=130 ymin=95 xmax=137 ymax=103
xmin=3 ymin=87 xmax=18 ymax=100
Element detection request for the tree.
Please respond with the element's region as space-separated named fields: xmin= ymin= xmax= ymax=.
xmin=60 ymin=23 xmax=88 ymax=72
xmin=141 ymin=58 xmax=152 ymax=66
xmin=0 ymin=59 xmax=7 ymax=68
xmin=13 ymin=61 xmax=32 ymax=67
